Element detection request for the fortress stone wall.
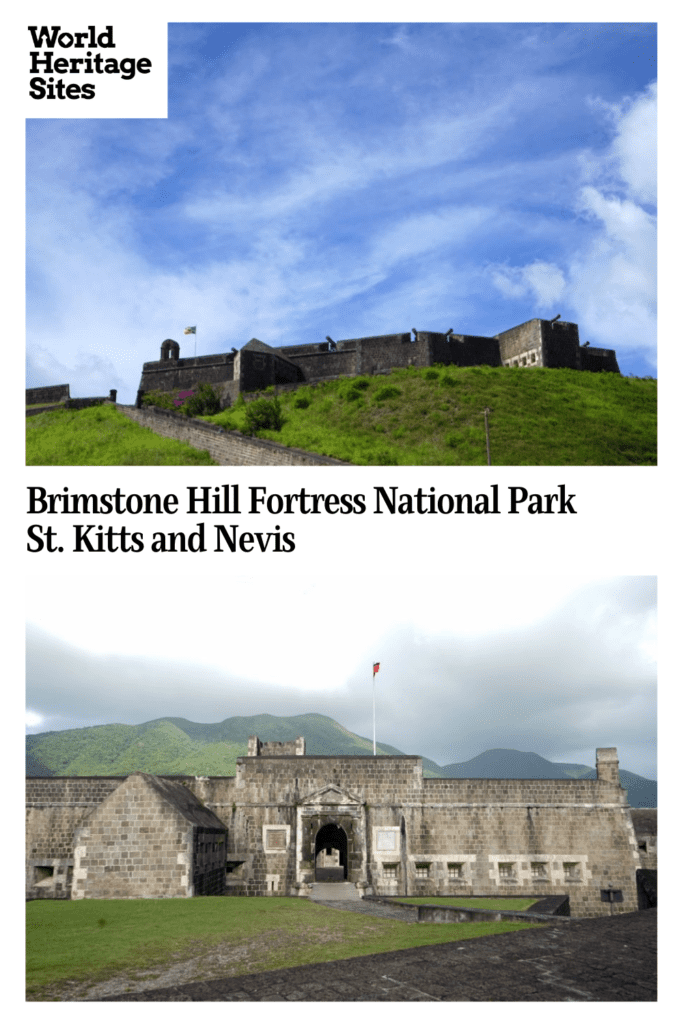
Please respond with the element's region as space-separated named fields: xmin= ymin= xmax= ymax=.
xmin=137 ymin=318 xmax=620 ymax=407
xmin=116 ymin=405 xmax=347 ymax=466
xmin=26 ymin=742 xmax=648 ymax=916
xmin=26 ymin=383 xmax=70 ymax=406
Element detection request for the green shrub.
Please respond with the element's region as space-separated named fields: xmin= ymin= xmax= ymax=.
xmin=440 ymin=373 xmax=457 ymax=387
xmin=142 ymin=389 xmax=177 ymax=411
xmin=244 ymin=396 xmax=284 ymax=434
xmin=341 ymin=378 xmax=371 ymax=402
xmin=294 ymin=394 xmax=311 ymax=409
xmin=374 ymin=384 xmax=402 ymax=402
xmin=422 ymin=368 xmax=440 ymax=380
xmin=181 ymin=384 xmax=221 ymax=417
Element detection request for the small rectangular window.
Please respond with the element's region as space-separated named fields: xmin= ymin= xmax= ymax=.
xmin=563 ymin=862 xmax=581 ymax=881
xmin=415 ymin=863 xmax=430 ymax=879
xmin=531 ymin=862 xmax=547 ymax=879
xmin=448 ymin=863 xmax=464 ymax=880
xmin=383 ymin=863 xmax=398 ymax=879
xmin=498 ymin=863 xmax=515 ymax=880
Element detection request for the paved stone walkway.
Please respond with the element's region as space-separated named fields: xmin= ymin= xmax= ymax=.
xmin=103 ymin=909 xmax=656 ymax=1002
xmin=309 ymin=884 xmax=417 ymax=922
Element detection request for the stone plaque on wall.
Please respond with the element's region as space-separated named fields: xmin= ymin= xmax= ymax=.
xmin=265 ymin=828 xmax=287 ymax=851
xmin=376 ymin=830 xmax=397 ymax=851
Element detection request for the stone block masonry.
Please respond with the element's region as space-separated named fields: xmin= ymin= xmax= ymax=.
xmin=116 ymin=404 xmax=348 ymax=466
xmin=26 ymin=744 xmax=649 ymax=916
xmin=136 ymin=317 xmax=620 ymax=409
xmin=26 ymin=384 xmax=70 ymax=405
xmin=71 ymin=773 xmax=227 ymax=899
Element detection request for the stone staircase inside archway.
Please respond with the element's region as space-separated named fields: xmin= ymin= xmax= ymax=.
xmin=310 ymin=881 xmax=361 ymax=902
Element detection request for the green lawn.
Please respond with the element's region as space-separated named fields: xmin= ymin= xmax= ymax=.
xmin=27 ymin=897 xmax=541 ymax=995
xmin=26 ymin=404 xmax=216 ymax=465
xmin=394 ymin=897 xmax=538 ymax=911
xmin=203 ymin=365 xmax=656 ymax=466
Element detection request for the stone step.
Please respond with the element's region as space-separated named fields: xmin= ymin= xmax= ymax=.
xmin=310 ymin=881 xmax=360 ymax=901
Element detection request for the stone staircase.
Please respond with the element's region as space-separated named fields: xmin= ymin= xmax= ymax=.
xmin=309 ymin=881 xmax=361 ymax=902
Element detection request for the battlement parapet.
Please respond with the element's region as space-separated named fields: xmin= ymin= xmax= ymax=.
xmin=137 ymin=318 xmax=620 ymax=409
xmin=26 ymin=745 xmax=644 ymax=914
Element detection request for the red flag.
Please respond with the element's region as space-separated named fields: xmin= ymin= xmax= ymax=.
xmin=373 ymin=662 xmax=380 ymax=675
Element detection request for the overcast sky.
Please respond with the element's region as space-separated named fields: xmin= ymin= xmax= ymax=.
xmin=26 ymin=575 xmax=656 ymax=779
xmin=26 ymin=22 xmax=656 ymax=404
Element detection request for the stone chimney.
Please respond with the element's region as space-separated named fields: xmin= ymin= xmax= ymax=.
xmin=247 ymin=735 xmax=306 ymax=757
xmin=596 ymin=747 xmax=620 ymax=785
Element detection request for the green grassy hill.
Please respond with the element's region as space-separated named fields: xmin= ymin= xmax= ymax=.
xmin=205 ymin=365 xmax=656 ymax=465
xmin=25 ymin=713 xmax=440 ymax=779
xmin=27 ymin=366 xmax=656 ymax=465
xmin=26 ymin=715 xmax=655 ymax=806
xmin=26 ymin=404 xmax=216 ymax=466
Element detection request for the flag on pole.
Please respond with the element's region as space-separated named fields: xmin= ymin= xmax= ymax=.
xmin=373 ymin=662 xmax=380 ymax=675
xmin=184 ymin=326 xmax=196 ymax=334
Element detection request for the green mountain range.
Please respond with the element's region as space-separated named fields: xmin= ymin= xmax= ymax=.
xmin=25 ymin=713 xmax=656 ymax=807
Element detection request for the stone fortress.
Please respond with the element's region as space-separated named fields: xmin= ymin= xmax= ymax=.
xmin=137 ymin=317 xmax=620 ymax=407
xmin=26 ymin=739 xmax=653 ymax=917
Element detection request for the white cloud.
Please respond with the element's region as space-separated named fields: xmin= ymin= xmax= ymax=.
xmin=25 ymin=575 xmax=623 ymax=694
xmin=26 ymin=576 xmax=656 ymax=777
xmin=588 ymin=81 xmax=656 ymax=206
xmin=487 ymin=80 xmax=656 ymax=366
xmin=568 ymin=184 xmax=656 ymax=361
xmin=26 ymin=29 xmax=658 ymax=396
xmin=489 ymin=260 xmax=566 ymax=308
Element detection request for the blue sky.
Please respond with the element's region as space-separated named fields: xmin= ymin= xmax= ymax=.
xmin=26 ymin=22 xmax=657 ymax=404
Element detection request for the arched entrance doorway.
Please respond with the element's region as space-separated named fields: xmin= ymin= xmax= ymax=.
xmin=314 ymin=823 xmax=348 ymax=881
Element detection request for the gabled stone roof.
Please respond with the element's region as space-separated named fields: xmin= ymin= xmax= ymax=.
xmin=129 ymin=772 xmax=226 ymax=829
xmin=241 ymin=337 xmax=300 ymax=368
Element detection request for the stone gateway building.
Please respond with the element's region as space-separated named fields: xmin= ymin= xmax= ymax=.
xmin=26 ymin=740 xmax=646 ymax=917
xmin=137 ymin=317 xmax=620 ymax=408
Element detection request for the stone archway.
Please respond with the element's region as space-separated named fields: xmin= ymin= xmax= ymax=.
xmin=160 ymin=338 xmax=180 ymax=361
xmin=314 ymin=823 xmax=348 ymax=881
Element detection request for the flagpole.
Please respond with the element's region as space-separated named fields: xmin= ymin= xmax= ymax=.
xmin=372 ymin=662 xmax=379 ymax=755
xmin=373 ymin=666 xmax=376 ymax=756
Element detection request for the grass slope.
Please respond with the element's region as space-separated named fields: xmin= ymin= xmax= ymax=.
xmin=25 ymin=712 xmax=437 ymax=778
xmin=26 ymin=721 xmax=246 ymax=778
xmin=26 ymin=897 xmax=540 ymax=996
xmin=26 ymin=712 xmax=445 ymax=779
xmin=205 ymin=365 xmax=656 ymax=465
xmin=26 ymin=716 xmax=654 ymax=804
xmin=26 ymin=404 xmax=216 ymax=465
